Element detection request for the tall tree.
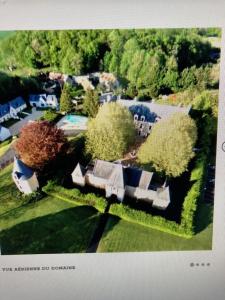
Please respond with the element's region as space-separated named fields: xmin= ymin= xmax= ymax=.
xmin=14 ymin=121 xmax=67 ymax=170
xmin=83 ymin=89 xmax=99 ymax=118
xmin=86 ymin=102 xmax=136 ymax=161
xmin=138 ymin=113 xmax=197 ymax=177
xmin=60 ymin=83 xmax=74 ymax=113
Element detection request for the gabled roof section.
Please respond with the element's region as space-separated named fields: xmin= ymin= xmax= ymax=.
xmin=0 ymin=103 xmax=10 ymax=117
xmin=93 ymin=160 xmax=115 ymax=179
xmin=9 ymin=96 xmax=26 ymax=109
xmin=118 ymin=99 xmax=191 ymax=120
xmin=29 ymin=94 xmax=47 ymax=102
xmin=13 ymin=157 xmax=34 ymax=180
xmin=108 ymin=164 xmax=125 ymax=189
xmin=72 ymin=162 xmax=86 ymax=177
xmin=138 ymin=171 xmax=153 ymax=190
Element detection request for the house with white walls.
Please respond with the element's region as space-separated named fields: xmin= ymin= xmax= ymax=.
xmin=0 ymin=97 xmax=27 ymax=123
xmin=29 ymin=94 xmax=59 ymax=109
xmin=72 ymin=160 xmax=170 ymax=210
xmin=12 ymin=157 xmax=39 ymax=194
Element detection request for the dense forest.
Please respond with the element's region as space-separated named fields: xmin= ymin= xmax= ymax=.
xmin=0 ymin=28 xmax=221 ymax=103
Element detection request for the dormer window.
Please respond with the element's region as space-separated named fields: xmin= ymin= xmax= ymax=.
xmin=134 ymin=114 xmax=138 ymax=121
xmin=140 ymin=115 xmax=145 ymax=122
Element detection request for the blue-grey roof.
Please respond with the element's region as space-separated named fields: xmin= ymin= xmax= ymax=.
xmin=129 ymin=104 xmax=157 ymax=122
xmin=29 ymin=94 xmax=47 ymax=102
xmin=118 ymin=99 xmax=191 ymax=120
xmin=0 ymin=103 xmax=10 ymax=117
xmin=13 ymin=157 xmax=34 ymax=180
xmin=9 ymin=96 xmax=26 ymax=109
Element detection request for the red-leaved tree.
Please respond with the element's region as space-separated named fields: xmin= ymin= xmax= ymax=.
xmin=14 ymin=121 xmax=67 ymax=170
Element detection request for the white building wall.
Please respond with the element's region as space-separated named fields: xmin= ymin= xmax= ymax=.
xmin=86 ymin=174 xmax=107 ymax=189
xmin=12 ymin=173 xmax=39 ymax=194
xmin=72 ymin=174 xmax=85 ymax=186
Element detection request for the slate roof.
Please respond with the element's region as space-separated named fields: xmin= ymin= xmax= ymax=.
xmin=29 ymin=94 xmax=47 ymax=102
xmin=108 ymin=164 xmax=125 ymax=189
xmin=72 ymin=162 xmax=86 ymax=177
xmin=118 ymin=99 xmax=191 ymax=121
xmin=93 ymin=160 xmax=115 ymax=180
xmin=0 ymin=103 xmax=10 ymax=117
xmin=13 ymin=157 xmax=34 ymax=180
xmin=92 ymin=160 xmax=153 ymax=190
xmin=9 ymin=97 xmax=26 ymax=109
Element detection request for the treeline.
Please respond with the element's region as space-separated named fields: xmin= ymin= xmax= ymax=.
xmin=0 ymin=72 xmax=41 ymax=103
xmin=0 ymin=28 xmax=220 ymax=100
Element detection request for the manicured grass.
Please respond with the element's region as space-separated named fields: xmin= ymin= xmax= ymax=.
xmin=0 ymin=142 xmax=11 ymax=157
xmin=0 ymin=165 xmax=101 ymax=254
xmin=0 ymin=197 xmax=101 ymax=254
xmin=97 ymin=214 xmax=213 ymax=252
xmin=0 ymin=165 xmax=29 ymax=215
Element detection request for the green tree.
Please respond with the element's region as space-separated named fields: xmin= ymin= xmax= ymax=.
xmin=62 ymin=47 xmax=83 ymax=75
xmin=60 ymin=84 xmax=74 ymax=113
xmin=138 ymin=113 xmax=197 ymax=177
xmin=83 ymin=89 xmax=99 ymax=117
xmin=86 ymin=102 xmax=136 ymax=161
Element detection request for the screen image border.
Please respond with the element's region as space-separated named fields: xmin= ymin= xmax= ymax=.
xmin=0 ymin=1 xmax=225 ymax=300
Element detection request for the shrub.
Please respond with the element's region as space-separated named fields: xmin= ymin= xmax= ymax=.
xmin=40 ymin=110 xmax=60 ymax=123
xmin=109 ymin=203 xmax=191 ymax=238
xmin=43 ymin=181 xmax=107 ymax=213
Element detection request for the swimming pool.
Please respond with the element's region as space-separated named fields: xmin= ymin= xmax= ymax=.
xmin=57 ymin=114 xmax=88 ymax=134
xmin=65 ymin=115 xmax=88 ymax=125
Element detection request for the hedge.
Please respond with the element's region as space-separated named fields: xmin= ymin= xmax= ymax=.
xmin=42 ymin=181 xmax=107 ymax=213
xmin=39 ymin=110 xmax=61 ymax=123
xmin=109 ymin=203 xmax=192 ymax=238
xmin=109 ymin=121 xmax=210 ymax=238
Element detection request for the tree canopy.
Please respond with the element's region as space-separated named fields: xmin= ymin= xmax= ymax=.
xmin=83 ymin=89 xmax=99 ymax=117
xmin=138 ymin=113 xmax=197 ymax=177
xmin=60 ymin=83 xmax=74 ymax=113
xmin=85 ymin=102 xmax=136 ymax=161
xmin=0 ymin=28 xmax=219 ymax=101
xmin=14 ymin=121 xmax=67 ymax=170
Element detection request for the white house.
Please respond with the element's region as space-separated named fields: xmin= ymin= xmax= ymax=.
xmin=0 ymin=97 xmax=26 ymax=123
xmin=72 ymin=160 xmax=170 ymax=210
xmin=0 ymin=125 xmax=11 ymax=142
xmin=29 ymin=94 xmax=59 ymax=109
xmin=12 ymin=157 xmax=39 ymax=194
xmin=9 ymin=97 xmax=27 ymax=115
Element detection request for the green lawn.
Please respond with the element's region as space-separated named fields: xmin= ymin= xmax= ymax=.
xmin=0 ymin=197 xmax=101 ymax=254
xmin=97 ymin=214 xmax=213 ymax=252
xmin=0 ymin=165 xmax=29 ymax=215
xmin=0 ymin=165 xmax=101 ymax=254
xmin=0 ymin=142 xmax=11 ymax=157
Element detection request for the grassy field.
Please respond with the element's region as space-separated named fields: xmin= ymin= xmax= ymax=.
xmin=0 ymin=163 xmax=213 ymax=254
xmin=0 ymin=142 xmax=11 ymax=157
xmin=0 ymin=165 xmax=101 ymax=254
xmin=0 ymin=31 xmax=15 ymax=40
xmin=0 ymin=165 xmax=29 ymax=215
xmin=97 ymin=214 xmax=213 ymax=252
xmin=0 ymin=197 xmax=101 ymax=254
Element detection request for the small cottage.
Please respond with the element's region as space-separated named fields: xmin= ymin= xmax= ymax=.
xmin=12 ymin=157 xmax=39 ymax=194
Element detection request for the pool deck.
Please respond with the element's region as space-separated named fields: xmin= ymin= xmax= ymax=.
xmin=57 ymin=115 xmax=88 ymax=136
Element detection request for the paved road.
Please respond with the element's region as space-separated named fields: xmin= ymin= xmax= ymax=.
xmin=8 ymin=108 xmax=44 ymax=136
xmin=0 ymin=109 xmax=44 ymax=170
